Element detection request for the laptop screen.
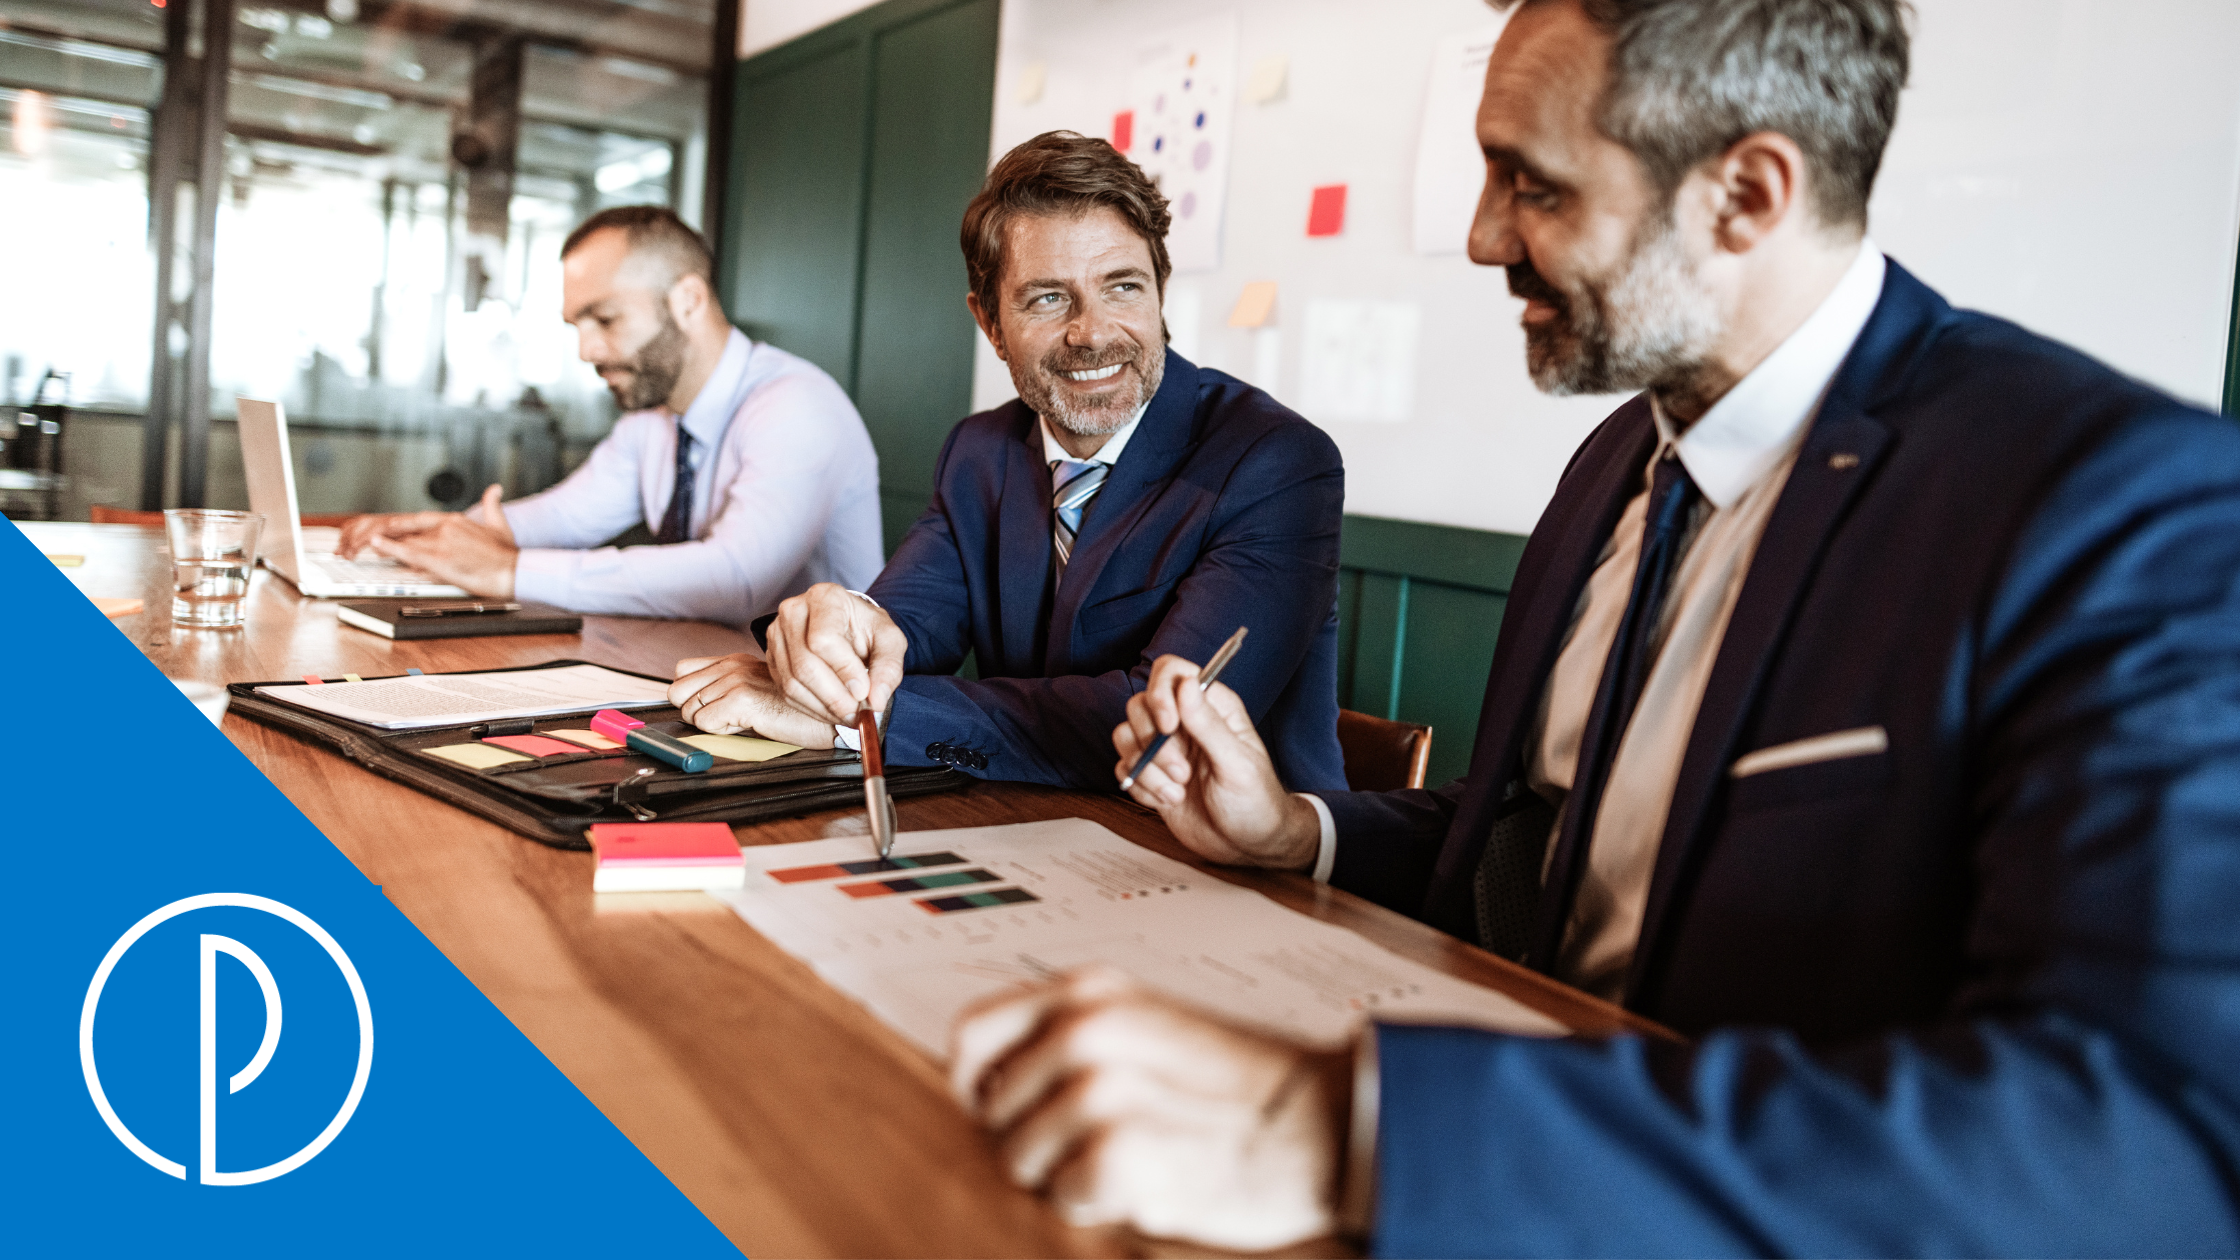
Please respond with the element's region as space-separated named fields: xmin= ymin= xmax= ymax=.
xmin=236 ymin=397 xmax=306 ymax=579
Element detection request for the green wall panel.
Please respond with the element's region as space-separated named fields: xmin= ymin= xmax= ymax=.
xmin=856 ymin=0 xmax=1000 ymax=541
xmin=725 ymin=41 xmax=867 ymax=385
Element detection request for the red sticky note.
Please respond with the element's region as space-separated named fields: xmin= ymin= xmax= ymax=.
xmin=301 ymin=674 xmax=325 ymax=686
xmin=483 ymin=734 xmax=591 ymax=758
xmin=1307 ymin=183 xmax=1348 ymax=237
xmin=1112 ymin=110 xmax=1134 ymax=152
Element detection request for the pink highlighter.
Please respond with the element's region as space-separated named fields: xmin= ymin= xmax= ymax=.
xmin=590 ymin=708 xmax=713 ymax=774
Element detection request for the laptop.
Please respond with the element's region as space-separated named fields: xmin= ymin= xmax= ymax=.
xmin=237 ymin=397 xmax=471 ymax=599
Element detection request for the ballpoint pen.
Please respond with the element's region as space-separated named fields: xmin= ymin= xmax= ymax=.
xmin=1118 ymin=625 xmax=1248 ymax=792
xmin=857 ymin=705 xmax=899 ymax=858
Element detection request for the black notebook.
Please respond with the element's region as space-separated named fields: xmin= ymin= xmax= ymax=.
xmin=336 ymin=599 xmax=583 ymax=639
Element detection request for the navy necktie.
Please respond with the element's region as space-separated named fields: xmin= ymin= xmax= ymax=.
xmin=1475 ymin=451 xmax=1700 ymax=963
xmin=655 ymin=425 xmax=696 ymax=545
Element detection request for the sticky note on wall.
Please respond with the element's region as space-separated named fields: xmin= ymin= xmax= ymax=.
xmin=1246 ymin=54 xmax=1288 ymax=104
xmin=1229 ymin=281 xmax=1279 ymax=328
xmin=1016 ymin=61 xmax=1047 ymax=105
xmin=1307 ymin=184 xmax=1348 ymax=237
xmin=1112 ymin=110 xmax=1135 ymax=152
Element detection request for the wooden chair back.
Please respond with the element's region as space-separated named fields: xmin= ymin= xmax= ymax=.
xmin=1336 ymin=709 xmax=1433 ymax=792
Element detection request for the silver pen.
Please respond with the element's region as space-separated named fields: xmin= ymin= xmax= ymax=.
xmin=1119 ymin=625 xmax=1248 ymax=792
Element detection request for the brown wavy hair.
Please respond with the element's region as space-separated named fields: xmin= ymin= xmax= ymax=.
xmin=961 ymin=131 xmax=1173 ymax=330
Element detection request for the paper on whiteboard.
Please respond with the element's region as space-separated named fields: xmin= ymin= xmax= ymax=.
xmin=1124 ymin=16 xmax=1238 ymax=273
xmin=1299 ymin=300 xmax=1421 ymax=424
xmin=1412 ymin=22 xmax=1509 ymax=256
xmin=720 ymin=818 xmax=1564 ymax=1059
xmin=256 ymin=663 xmax=670 ymax=729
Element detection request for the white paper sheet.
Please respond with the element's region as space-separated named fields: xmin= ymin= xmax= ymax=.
xmin=1411 ymin=22 xmax=1509 ymax=256
xmin=721 ymin=819 xmax=1565 ymax=1059
xmin=255 ymin=663 xmax=671 ymax=730
xmin=1299 ymin=299 xmax=1421 ymax=424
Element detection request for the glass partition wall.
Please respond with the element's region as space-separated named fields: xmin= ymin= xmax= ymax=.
xmin=0 ymin=0 xmax=722 ymax=520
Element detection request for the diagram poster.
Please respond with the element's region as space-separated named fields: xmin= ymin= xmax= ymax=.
xmin=1122 ymin=16 xmax=1239 ymax=274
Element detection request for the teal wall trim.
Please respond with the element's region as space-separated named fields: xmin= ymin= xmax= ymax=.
xmin=1336 ymin=514 xmax=1527 ymax=787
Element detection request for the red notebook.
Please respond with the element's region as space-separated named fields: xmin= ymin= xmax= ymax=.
xmin=588 ymin=822 xmax=745 ymax=892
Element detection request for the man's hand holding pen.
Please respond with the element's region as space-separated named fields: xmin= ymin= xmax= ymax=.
xmin=765 ymin=582 xmax=910 ymax=724
xmin=1113 ymin=652 xmax=1322 ymax=873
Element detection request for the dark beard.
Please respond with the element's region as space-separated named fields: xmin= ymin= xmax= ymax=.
xmin=602 ymin=308 xmax=689 ymax=411
xmin=1014 ymin=338 xmax=1164 ymax=437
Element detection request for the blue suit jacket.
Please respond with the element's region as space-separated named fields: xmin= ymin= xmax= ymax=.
xmin=1321 ymin=263 xmax=2240 ymax=1255
xmin=868 ymin=350 xmax=1347 ymax=792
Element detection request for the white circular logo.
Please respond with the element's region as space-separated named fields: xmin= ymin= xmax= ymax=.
xmin=80 ymin=893 xmax=375 ymax=1185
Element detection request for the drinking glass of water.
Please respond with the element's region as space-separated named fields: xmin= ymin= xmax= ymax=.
xmin=164 ymin=508 xmax=265 ymax=628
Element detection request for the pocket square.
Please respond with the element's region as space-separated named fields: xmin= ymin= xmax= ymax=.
xmin=1730 ymin=725 xmax=1888 ymax=779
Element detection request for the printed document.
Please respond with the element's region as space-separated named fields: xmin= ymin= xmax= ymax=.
xmin=721 ymin=818 xmax=1566 ymax=1059
xmin=256 ymin=663 xmax=670 ymax=729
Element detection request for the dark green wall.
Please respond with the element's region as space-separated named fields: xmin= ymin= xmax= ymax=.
xmin=721 ymin=1 xmax=1525 ymax=784
xmin=1337 ymin=515 xmax=1526 ymax=787
xmin=720 ymin=0 xmax=1000 ymax=555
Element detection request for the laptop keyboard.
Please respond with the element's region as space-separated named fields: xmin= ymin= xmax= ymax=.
xmin=309 ymin=553 xmax=450 ymax=588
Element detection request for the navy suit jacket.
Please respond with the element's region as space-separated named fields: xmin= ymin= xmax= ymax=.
xmin=868 ymin=350 xmax=1347 ymax=792
xmin=1321 ymin=262 xmax=2240 ymax=1255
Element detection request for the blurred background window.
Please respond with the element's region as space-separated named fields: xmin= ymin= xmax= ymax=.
xmin=0 ymin=0 xmax=727 ymax=521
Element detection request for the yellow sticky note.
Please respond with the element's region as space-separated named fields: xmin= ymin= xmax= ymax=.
xmin=1246 ymin=54 xmax=1288 ymax=104
xmin=1015 ymin=61 xmax=1047 ymax=105
xmin=425 ymin=743 xmax=533 ymax=770
xmin=1229 ymin=281 xmax=1279 ymax=328
xmin=342 ymin=673 xmax=364 ymax=683
xmin=546 ymin=728 xmax=625 ymax=751
xmin=46 ymin=553 xmax=83 ymax=567
xmin=680 ymin=733 xmax=801 ymax=763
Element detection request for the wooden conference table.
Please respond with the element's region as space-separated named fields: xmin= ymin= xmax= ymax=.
xmin=24 ymin=520 xmax=1668 ymax=1258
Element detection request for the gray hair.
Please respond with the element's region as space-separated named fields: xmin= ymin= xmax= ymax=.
xmin=1492 ymin=0 xmax=1910 ymax=229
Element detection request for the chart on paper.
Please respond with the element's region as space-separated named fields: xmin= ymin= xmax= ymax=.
xmin=721 ymin=819 xmax=1566 ymax=1058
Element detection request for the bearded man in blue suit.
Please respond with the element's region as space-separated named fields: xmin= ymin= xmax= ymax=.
xmin=672 ymin=132 xmax=1347 ymax=793
xmin=942 ymin=1 xmax=2240 ymax=1254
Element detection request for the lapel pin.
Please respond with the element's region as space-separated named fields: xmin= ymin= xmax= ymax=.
xmin=1828 ymin=452 xmax=1861 ymax=470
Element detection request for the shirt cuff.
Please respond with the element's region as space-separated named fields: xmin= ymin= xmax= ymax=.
xmin=1300 ymin=793 xmax=1338 ymax=884
xmin=833 ymin=723 xmax=859 ymax=752
xmin=1336 ymin=1026 xmax=1380 ymax=1240
xmin=510 ymin=548 xmax=574 ymax=608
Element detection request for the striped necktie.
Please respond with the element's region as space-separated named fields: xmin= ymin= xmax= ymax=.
xmin=1050 ymin=457 xmax=1109 ymax=582
xmin=654 ymin=425 xmax=696 ymax=545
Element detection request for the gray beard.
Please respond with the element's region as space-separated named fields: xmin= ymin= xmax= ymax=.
xmin=1524 ymin=210 xmax=1723 ymax=402
xmin=1016 ymin=344 xmax=1165 ymax=437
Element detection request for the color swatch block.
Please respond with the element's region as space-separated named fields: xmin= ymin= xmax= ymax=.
xmin=918 ymin=887 xmax=1040 ymax=914
xmin=767 ymin=851 xmax=969 ymax=884
xmin=839 ymin=868 xmax=1000 ymax=899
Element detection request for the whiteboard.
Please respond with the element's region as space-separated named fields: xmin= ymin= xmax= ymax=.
xmin=978 ymin=0 xmax=2240 ymax=537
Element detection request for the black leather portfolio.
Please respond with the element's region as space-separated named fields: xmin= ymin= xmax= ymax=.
xmin=226 ymin=659 xmax=965 ymax=849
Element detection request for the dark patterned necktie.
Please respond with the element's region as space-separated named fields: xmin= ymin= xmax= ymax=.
xmin=654 ymin=425 xmax=696 ymax=545
xmin=1050 ymin=457 xmax=1109 ymax=582
xmin=1475 ymin=452 xmax=1701 ymax=963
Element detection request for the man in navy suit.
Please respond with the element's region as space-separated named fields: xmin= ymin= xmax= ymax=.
xmin=944 ymin=0 xmax=2240 ymax=1253
xmin=672 ymin=131 xmax=1347 ymax=792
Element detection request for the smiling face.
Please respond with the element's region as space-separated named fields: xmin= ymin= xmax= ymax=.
xmin=1468 ymin=0 xmax=1724 ymax=398
xmin=968 ymin=205 xmax=1167 ymax=442
xmin=562 ymin=226 xmax=691 ymax=412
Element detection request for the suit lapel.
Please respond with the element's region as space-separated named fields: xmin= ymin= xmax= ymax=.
xmin=1623 ymin=263 xmax=1953 ymax=1004
xmin=996 ymin=405 xmax=1056 ymax=674
xmin=1044 ymin=350 xmax=1200 ymax=675
xmin=1418 ymin=400 xmax=1658 ymax=940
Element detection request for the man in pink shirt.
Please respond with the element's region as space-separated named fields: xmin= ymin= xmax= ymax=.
xmin=337 ymin=206 xmax=882 ymax=626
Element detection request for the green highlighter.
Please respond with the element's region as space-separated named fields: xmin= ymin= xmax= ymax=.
xmin=591 ymin=708 xmax=713 ymax=774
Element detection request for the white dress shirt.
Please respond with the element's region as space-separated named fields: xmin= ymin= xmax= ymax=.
xmin=501 ymin=330 xmax=884 ymax=627
xmin=1309 ymin=245 xmax=1890 ymax=1000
